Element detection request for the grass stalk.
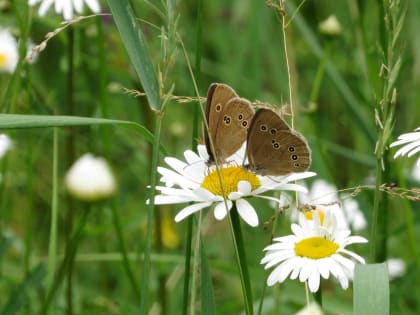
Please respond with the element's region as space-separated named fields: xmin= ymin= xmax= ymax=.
xmin=370 ymin=0 xmax=404 ymax=262
xmin=139 ymin=114 xmax=164 ymax=314
xmin=46 ymin=128 xmax=59 ymax=296
xmin=96 ymin=15 xmax=111 ymax=155
xmin=181 ymin=1 xmax=203 ymax=313
xmin=65 ymin=28 xmax=76 ymax=315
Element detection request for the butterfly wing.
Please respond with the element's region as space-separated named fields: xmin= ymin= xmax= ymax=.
xmin=211 ymin=97 xmax=254 ymax=162
xmin=246 ymin=109 xmax=311 ymax=175
xmin=205 ymin=83 xmax=254 ymax=163
xmin=204 ymin=83 xmax=239 ymax=162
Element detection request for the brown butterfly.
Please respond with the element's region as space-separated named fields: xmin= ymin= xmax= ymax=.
xmin=204 ymin=83 xmax=254 ymax=164
xmin=245 ymin=108 xmax=311 ymax=176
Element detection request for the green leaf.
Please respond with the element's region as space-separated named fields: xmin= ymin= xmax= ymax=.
xmin=0 ymin=114 xmax=166 ymax=155
xmin=106 ymin=0 xmax=160 ymax=111
xmin=354 ymin=263 xmax=390 ymax=315
xmin=1 ymin=264 xmax=47 ymax=315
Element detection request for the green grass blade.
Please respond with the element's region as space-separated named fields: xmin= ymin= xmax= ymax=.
xmin=200 ymin=241 xmax=216 ymax=315
xmin=0 ymin=114 xmax=166 ymax=154
xmin=354 ymin=263 xmax=389 ymax=315
xmin=1 ymin=264 xmax=47 ymax=315
xmin=46 ymin=128 xmax=59 ymax=292
xmin=106 ymin=0 xmax=160 ymax=111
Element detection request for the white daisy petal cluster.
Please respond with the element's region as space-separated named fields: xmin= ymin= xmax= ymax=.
xmin=29 ymin=0 xmax=100 ymax=21
xmin=298 ymin=179 xmax=367 ymax=231
xmin=261 ymin=210 xmax=367 ymax=293
xmin=0 ymin=29 xmax=18 ymax=74
xmin=390 ymin=127 xmax=420 ymax=166
xmin=151 ymin=145 xmax=316 ymax=227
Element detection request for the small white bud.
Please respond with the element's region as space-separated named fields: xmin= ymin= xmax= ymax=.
xmin=65 ymin=153 xmax=116 ymax=202
xmin=0 ymin=134 xmax=13 ymax=158
xmin=319 ymin=15 xmax=342 ymax=36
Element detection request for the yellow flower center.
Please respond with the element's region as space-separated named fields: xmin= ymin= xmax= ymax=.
xmin=0 ymin=53 xmax=7 ymax=67
xmin=303 ymin=208 xmax=325 ymax=225
xmin=294 ymin=237 xmax=339 ymax=259
xmin=201 ymin=166 xmax=260 ymax=197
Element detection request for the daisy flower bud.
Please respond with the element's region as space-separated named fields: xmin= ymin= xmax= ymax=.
xmin=65 ymin=153 xmax=116 ymax=202
xmin=319 ymin=15 xmax=342 ymax=37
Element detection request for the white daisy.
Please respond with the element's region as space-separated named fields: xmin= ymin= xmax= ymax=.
xmin=0 ymin=29 xmax=18 ymax=74
xmin=298 ymin=179 xmax=367 ymax=231
xmin=150 ymin=144 xmax=316 ymax=227
xmin=261 ymin=210 xmax=367 ymax=292
xmin=29 ymin=0 xmax=100 ymax=21
xmin=390 ymin=127 xmax=420 ymax=166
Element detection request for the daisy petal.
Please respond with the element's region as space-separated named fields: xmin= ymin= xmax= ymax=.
xmin=307 ymin=264 xmax=321 ymax=292
xmin=214 ymin=201 xmax=232 ymax=220
xmin=236 ymin=199 xmax=258 ymax=227
xmin=153 ymin=195 xmax=193 ymax=205
xmin=174 ymin=202 xmax=212 ymax=222
xmin=237 ymin=180 xmax=252 ymax=194
xmin=85 ymin=0 xmax=100 ymax=12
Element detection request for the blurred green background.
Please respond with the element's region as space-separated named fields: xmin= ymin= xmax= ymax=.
xmin=1 ymin=0 xmax=419 ymax=314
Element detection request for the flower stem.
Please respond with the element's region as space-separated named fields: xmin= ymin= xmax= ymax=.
xmin=257 ymin=200 xmax=282 ymax=315
xmin=313 ymin=282 xmax=322 ymax=307
xmin=229 ymin=204 xmax=254 ymax=315
xmin=189 ymin=213 xmax=202 ymax=315
xmin=182 ymin=217 xmax=193 ymax=315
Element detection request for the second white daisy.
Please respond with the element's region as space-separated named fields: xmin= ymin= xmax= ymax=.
xmin=261 ymin=210 xmax=368 ymax=292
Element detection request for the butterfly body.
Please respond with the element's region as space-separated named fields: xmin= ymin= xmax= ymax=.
xmin=204 ymin=83 xmax=254 ymax=164
xmin=246 ymin=108 xmax=311 ymax=176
